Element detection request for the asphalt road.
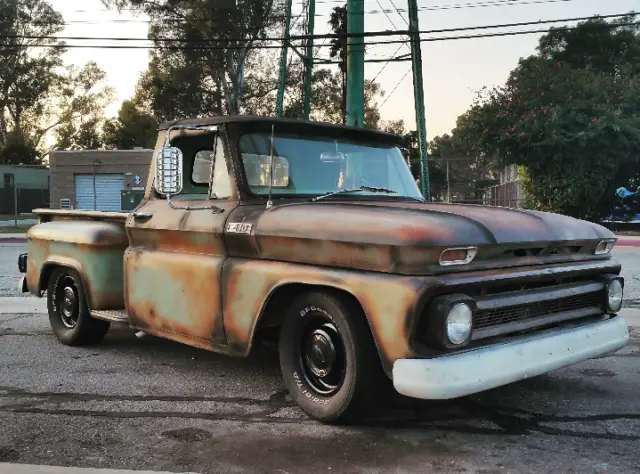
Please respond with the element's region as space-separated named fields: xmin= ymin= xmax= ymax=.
xmin=1 ymin=243 xmax=640 ymax=473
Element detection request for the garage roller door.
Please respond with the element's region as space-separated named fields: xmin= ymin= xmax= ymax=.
xmin=74 ymin=174 xmax=124 ymax=211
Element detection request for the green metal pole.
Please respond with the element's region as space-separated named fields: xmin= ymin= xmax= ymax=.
xmin=407 ymin=0 xmax=430 ymax=199
xmin=275 ymin=0 xmax=293 ymax=117
xmin=303 ymin=0 xmax=316 ymax=120
xmin=346 ymin=0 xmax=364 ymax=127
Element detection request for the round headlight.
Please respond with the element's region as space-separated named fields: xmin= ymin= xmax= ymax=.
xmin=607 ymin=279 xmax=623 ymax=312
xmin=446 ymin=303 xmax=473 ymax=345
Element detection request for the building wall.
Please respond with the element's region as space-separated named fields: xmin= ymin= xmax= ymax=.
xmin=0 ymin=164 xmax=49 ymax=189
xmin=49 ymin=149 xmax=153 ymax=209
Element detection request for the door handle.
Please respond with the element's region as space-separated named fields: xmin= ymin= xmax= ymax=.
xmin=133 ymin=212 xmax=153 ymax=219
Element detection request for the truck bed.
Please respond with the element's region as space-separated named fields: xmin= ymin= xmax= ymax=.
xmin=25 ymin=209 xmax=130 ymax=311
xmin=33 ymin=208 xmax=129 ymax=224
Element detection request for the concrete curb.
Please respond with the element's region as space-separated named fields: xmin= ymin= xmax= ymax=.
xmin=0 ymin=464 xmax=199 ymax=474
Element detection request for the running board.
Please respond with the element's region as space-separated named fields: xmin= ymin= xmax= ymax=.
xmin=91 ymin=310 xmax=129 ymax=324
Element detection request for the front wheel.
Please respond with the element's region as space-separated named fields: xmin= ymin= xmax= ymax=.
xmin=278 ymin=290 xmax=387 ymax=424
xmin=47 ymin=267 xmax=110 ymax=346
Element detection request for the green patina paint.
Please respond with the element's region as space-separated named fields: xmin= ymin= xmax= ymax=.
xmin=49 ymin=241 xmax=125 ymax=298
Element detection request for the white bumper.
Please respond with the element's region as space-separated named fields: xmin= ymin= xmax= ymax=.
xmin=392 ymin=316 xmax=629 ymax=400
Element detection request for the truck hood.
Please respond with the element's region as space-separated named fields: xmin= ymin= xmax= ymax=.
xmin=252 ymin=201 xmax=615 ymax=275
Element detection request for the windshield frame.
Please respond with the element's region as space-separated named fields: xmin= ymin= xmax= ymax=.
xmin=228 ymin=122 xmax=424 ymax=203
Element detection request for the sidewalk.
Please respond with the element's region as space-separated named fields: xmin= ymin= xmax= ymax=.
xmin=0 ymin=464 xmax=198 ymax=474
xmin=0 ymin=296 xmax=46 ymax=314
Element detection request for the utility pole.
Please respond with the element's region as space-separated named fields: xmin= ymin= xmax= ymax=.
xmin=407 ymin=0 xmax=430 ymax=199
xmin=303 ymin=0 xmax=316 ymax=120
xmin=346 ymin=0 xmax=364 ymax=127
xmin=275 ymin=0 xmax=293 ymax=117
xmin=13 ymin=185 xmax=18 ymax=227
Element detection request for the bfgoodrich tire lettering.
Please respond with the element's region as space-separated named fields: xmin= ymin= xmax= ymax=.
xmin=278 ymin=290 xmax=386 ymax=424
xmin=47 ymin=267 xmax=110 ymax=346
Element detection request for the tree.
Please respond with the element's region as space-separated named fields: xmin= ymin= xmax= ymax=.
xmin=48 ymin=62 xmax=115 ymax=151
xmin=446 ymin=15 xmax=640 ymax=221
xmin=0 ymin=1 xmax=115 ymax=161
xmin=103 ymin=100 xmax=157 ymax=150
xmin=0 ymin=0 xmax=64 ymax=163
xmin=329 ymin=5 xmax=348 ymax=123
xmin=279 ymin=67 xmax=384 ymax=128
xmin=102 ymin=0 xmax=283 ymax=116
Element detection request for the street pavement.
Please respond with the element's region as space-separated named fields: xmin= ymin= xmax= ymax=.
xmin=1 ymin=243 xmax=640 ymax=473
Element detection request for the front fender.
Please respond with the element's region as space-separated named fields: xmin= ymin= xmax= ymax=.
xmin=220 ymin=258 xmax=436 ymax=373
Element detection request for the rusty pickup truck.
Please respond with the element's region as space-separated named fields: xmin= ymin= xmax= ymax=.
xmin=18 ymin=116 xmax=629 ymax=424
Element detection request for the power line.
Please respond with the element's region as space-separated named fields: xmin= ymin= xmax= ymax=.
xmin=5 ymin=21 xmax=637 ymax=51
xmin=370 ymin=0 xmax=411 ymax=82
xmin=42 ymin=0 xmax=591 ymax=24
xmin=389 ymin=0 xmax=409 ymax=27
xmin=379 ymin=67 xmax=412 ymax=108
xmin=8 ymin=13 xmax=635 ymax=45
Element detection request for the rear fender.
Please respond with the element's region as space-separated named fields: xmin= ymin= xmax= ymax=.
xmin=38 ymin=258 xmax=93 ymax=309
xmin=25 ymin=221 xmax=129 ymax=311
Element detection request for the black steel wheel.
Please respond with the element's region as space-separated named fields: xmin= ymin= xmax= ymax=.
xmin=279 ymin=290 xmax=387 ymax=424
xmin=47 ymin=267 xmax=110 ymax=346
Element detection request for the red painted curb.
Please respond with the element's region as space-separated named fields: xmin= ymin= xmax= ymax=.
xmin=617 ymin=238 xmax=640 ymax=247
xmin=0 ymin=237 xmax=27 ymax=243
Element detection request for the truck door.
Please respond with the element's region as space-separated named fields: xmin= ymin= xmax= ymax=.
xmin=124 ymin=131 xmax=237 ymax=350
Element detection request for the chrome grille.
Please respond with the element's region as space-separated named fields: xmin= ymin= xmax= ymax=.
xmin=474 ymin=291 xmax=603 ymax=329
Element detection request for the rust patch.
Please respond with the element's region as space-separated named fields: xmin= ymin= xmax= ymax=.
xmin=124 ymin=197 xmax=236 ymax=350
xmin=220 ymin=258 xmax=434 ymax=371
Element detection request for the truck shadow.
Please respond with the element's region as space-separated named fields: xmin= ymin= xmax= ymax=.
xmin=90 ymin=326 xmax=640 ymax=441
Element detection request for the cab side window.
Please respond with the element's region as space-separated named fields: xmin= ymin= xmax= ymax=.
xmin=171 ymin=132 xmax=233 ymax=198
xmin=192 ymin=150 xmax=213 ymax=185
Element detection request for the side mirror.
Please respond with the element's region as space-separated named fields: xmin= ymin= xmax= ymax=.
xmin=154 ymin=146 xmax=183 ymax=196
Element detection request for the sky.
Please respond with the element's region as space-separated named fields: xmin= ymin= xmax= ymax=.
xmin=50 ymin=0 xmax=638 ymax=139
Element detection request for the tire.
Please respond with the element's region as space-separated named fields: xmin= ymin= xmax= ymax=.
xmin=278 ymin=290 xmax=387 ymax=424
xmin=47 ymin=267 xmax=110 ymax=346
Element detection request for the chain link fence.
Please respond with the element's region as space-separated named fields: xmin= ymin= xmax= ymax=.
xmin=0 ymin=187 xmax=49 ymax=228
xmin=427 ymin=158 xmax=524 ymax=208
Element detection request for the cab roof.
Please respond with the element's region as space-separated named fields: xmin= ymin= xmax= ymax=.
xmin=157 ymin=115 xmax=403 ymax=145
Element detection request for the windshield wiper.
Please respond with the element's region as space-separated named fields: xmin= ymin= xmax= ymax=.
xmin=311 ymin=186 xmax=398 ymax=202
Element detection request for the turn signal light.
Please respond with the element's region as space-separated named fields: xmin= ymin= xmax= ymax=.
xmin=595 ymin=239 xmax=616 ymax=255
xmin=439 ymin=247 xmax=478 ymax=266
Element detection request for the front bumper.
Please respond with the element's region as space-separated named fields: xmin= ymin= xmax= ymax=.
xmin=392 ymin=315 xmax=629 ymax=400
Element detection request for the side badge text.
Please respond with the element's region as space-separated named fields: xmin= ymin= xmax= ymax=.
xmin=226 ymin=222 xmax=253 ymax=234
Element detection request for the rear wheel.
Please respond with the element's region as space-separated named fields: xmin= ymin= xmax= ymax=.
xmin=47 ymin=267 xmax=110 ymax=346
xmin=278 ymin=290 xmax=387 ymax=424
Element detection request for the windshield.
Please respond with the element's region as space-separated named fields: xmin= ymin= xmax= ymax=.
xmin=238 ymin=132 xmax=424 ymax=201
